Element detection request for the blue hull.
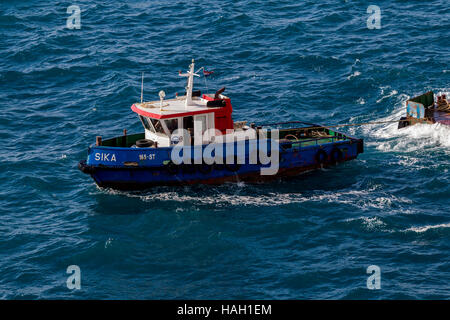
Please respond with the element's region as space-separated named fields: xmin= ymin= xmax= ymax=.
xmin=79 ymin=135 xmax=363 ymax=190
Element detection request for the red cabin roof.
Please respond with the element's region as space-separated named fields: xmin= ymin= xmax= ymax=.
xmin=132 ymin=93 xmax=234 ymax=132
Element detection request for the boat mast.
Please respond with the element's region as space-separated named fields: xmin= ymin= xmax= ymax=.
xmin=179 ymin=59 xmax=198 ymax=110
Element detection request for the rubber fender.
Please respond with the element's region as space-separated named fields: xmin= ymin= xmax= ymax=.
xmin=315 ymin=149 xmax=328 ymax=164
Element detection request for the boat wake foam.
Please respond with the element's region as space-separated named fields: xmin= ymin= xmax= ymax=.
xmin=373 ymin=122 xmax=450 ymax=153
xmin=403 ymin=223 xmax=450 ymax=233
xmin=96 ymin=184 xmax=412 ymax=211
xmin=344 ymin=217 xmax=450 ymax=234
xmin=360 ymin=90 xmax=450 ymax=153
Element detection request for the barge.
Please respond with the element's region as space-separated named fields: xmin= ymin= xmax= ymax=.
xmin=398 ymin=91 xmax=450 ymax=129
xmin=78 ymin=60 xmax=364 ymax=190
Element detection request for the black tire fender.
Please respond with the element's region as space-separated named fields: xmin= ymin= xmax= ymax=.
xmin=166 ymin=161 xmax=179 ymax=175
xmin=136 ymin=139 xmax=154 ymax=148
xmin=330 ymin=148 xmax=344 ymax=163
xmin=315 ymin=149 xmax=328 ymax=164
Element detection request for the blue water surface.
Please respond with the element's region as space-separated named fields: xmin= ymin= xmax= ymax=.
xmin=0 ymin=0 xmax=449 ymax=299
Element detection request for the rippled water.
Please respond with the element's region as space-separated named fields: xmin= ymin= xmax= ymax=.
xmin=0 ymin=0 xmax=449 ymax=299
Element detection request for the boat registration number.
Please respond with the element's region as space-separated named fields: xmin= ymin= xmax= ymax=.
xmin=139 ymin=154 xmax=155 ymax=161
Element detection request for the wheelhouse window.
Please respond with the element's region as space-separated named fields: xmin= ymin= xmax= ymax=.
xmin=164 ymin=118 xmax=178 ymax=134
xmin=183 ymin=116 xmax=194 ymax=130
xmin=150 ymin=118 xmax=165 ymax=134
xmin=140 ymin=116 xmax=166 ymax=134
xmin=140 ymin=116 xmax=155 ymax=133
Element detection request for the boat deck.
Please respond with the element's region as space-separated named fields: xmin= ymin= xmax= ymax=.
xmin=100 ymin=125 xmax=351 ymax=149
xmin=290 ymin=136 xmax=347 ymax=148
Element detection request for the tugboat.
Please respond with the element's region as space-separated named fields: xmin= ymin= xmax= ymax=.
xmin=398 ymin=91 xmax=450 ymax=129
xmin=78 ymin=60 xmax=364 ymax=190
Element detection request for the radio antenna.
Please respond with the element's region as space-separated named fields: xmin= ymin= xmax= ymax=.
xmin=140 ymin=72 xmax=144 ymax=103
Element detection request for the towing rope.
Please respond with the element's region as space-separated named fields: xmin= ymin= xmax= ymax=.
xmin=317 ymin=119 xmax=410 ymax=129
xmin=259 ymin=119 xmax=413 ymax=131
